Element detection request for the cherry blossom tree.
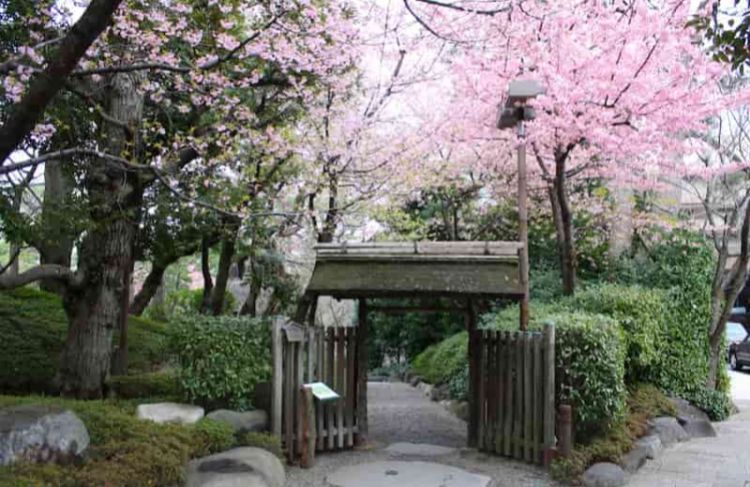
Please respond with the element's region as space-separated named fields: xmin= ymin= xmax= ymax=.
xmin=0 ymin=0 xmax=356 ymax=397
xmin=412 ymin=0 xmax=750 ymax=295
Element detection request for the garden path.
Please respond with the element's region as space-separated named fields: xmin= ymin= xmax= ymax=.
xmin=628 ymin=369 xmax=750 ymax=487
xmin=285 ymin=381 xmax=558 ymax=487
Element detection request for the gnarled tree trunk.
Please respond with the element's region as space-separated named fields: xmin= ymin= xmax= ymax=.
xmin=209 ymin=218 xmax=240 ymax=315
xmin=548 ymin=151 xmax=576 ymax=296
xmin=39 ymin=159 xmax=76 ymax=295
xmin=55 ymin=72 xmax=144 ymax=398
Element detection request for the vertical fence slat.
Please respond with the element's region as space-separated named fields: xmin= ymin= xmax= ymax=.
xmin=523 ymin=334 xmax=532 ymax=462
xmin=503 ymin=332 xmax=514 ymax=456
xmin=284 ymin=342 xmax=294 ymax=461
xmin=326 ymin=327 xmax=335 ymax=450
xmin=543 ymin=324 xmax=556 ymax=465
xmin=336 ymin=327 xmax=345 ymax=448
xmin=346 ymin=327 xmax=356 ymax=447
xmin=477 ymin=330 xmax=488 ymax=450
xmin=495 ymin=331 xmax=505 ymax=454
xmin=296 ymin=341 xmax=305 ymax=460
xmin=514 ymin=333 xmax=524 ymax=459
xmin=316 ymin=328 xmax=324 ymax=451
xmin=533 ymin=333 xmax=542 ymax=464
xmin=272 ymin=320 xmax=283 ymax=439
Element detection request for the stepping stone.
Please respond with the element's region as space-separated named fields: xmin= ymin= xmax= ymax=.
xmin=136 ymin=402 xmax=204 ymax=425
xmin=326 ymin=460 xmax=491 ymax=487
xmin=385 ymin=442 xmax=456 ymax=456
xmin=186 ymin=447 xmax=285 ymax=487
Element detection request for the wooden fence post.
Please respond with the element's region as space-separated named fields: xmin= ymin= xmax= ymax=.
xmin=467 ymin=298 xmax=479 ymax=448
xmin=542 ymin=323 xmax=556 ymax=466
xmin=271 ymin=317 xmax=284 ymax=438
xmin=557 ymin=404 xmax=572 ymax=458
xmin=355 ymin=299 xmax=369 ymax=445
xmin=299 ymin=385 xmax=316 ymax=468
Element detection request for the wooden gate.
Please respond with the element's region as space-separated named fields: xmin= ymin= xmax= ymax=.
xmin=271 ymin=318 xmax=360 ymax=464
xmin=473 ymin=323 xmax=556 ymax=464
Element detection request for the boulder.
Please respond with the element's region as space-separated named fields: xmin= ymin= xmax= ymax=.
xmin=582 ymin=463 xmax=628 ymax=487
xmin=186 ymin=447 xmax=285 ymax=487
xmin=620 ymin=446 xmax=648 ymax=473
xmin=136 ymin=402 xmax=204 ymax=425
xmin=633 ymin=435 xmax=662 ymax=459
xmin=669 ymin=397 xmax=717 ymax=438
xmin=419 ymin=383 xmax=434 ymax=398
xmin=0 ymin=405 xmax=89 ymax=466
xmin=647 ymin=417 xmax=688 ymax=446
xmin=206 ymin=409 xmax=268 ymax=434
xmin=430 ymin=385 xmax=450 ymax=402
xmin=409 ymin=375 xmax=422 ymax=387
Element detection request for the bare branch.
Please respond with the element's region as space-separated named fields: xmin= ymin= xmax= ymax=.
xmin=0 ymin=264 xmax=84 ymax=290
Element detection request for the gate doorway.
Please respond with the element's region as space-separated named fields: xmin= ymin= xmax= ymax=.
xmin=272 ymin=242 xmax=557 ymax=467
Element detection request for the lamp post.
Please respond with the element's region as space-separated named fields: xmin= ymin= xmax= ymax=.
xmin=497 ymin=79 xmax=545 ymax=331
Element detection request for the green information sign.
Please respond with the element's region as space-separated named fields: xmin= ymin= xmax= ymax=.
xmin=304 ymin=382 xmax=340 ymax=402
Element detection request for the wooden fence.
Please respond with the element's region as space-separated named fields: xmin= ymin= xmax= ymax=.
xmin=474 ymin=323 xmax=555 ymax=464
xmin=271 ymin=319 xmax=359 ymax=465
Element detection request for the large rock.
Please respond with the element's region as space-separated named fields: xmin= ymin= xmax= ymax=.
xmin=670 ymin=397 xmax=717 ymax=438
xmin=582 ymin=462 xmax=628 ymax=487
xmin=136 ymin=402 xmax=204 ymax=425
xmin=0 ymin=405 xmax=89 ymax=466
xmin=430 ymin=385 xmax=450 ymax=402
xmin=647 ymin=417 xmax=688 ymax=446
xmin=206 ymin=409 xmax=268 ymax=434
xmin=186 ymin=447 xmax=285 ymax=487
xmin=634 ymin=435 xmax=662 ymax=459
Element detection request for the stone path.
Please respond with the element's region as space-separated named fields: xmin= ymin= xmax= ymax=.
xmin=285 ymin=382 xmax=557 ymax=487
xmin=628 ymin=369 xmax=750 ymax=487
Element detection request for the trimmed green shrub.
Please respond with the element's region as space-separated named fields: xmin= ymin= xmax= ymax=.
xmin=681 ymin=386 xmax=733 ymax=421
xmin=0 ymin=287 xmax=169 ymax=394
xmin=411 ymin=331 xmax=468 ymax=385
xmin=0 ymin=395 xmax=236 ymax=486
xmin=168 ymin=315 xmax=271 ymax=410
xmin=573 ymin=284 xmax=666 ymax=384
xmin=109 ymin=371 xmax=180 ymax=400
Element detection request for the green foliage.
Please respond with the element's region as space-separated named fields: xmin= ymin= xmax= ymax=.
xmin=189 ymin=419 xmax=236 ymax=457
xmin=238 ymin=432 xmax=283 ymax=459
xmin=573 ymin=284 xmax=666 ymax=384
xmin=411 ymin=331 xmax=468 ymax=385
xmin=681 ymin=387 xmax=733 ymax=421
xmin=144 ymin=287 xmax=237 ymax=322
xmin=168 ymin=315 xmax=271 ymax=410
xmin=548 ymin=312 xmax=627 ymax=439
xmin=447 ymin=363 xmax=469 ymax=401
xmin=0 ymin=287 xmax=168 ymax=394
xmin=109 ymin=371 xmax=179 ymax=400
xmin=0 ymin=395 xmax=230 ymax=486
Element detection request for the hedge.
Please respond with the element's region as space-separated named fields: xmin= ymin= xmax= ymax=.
xmin=0 ymin=287 xmax=169 ymax=394
xmin=411 ymin=331 xmax=468 ymax=385
xmin=168 ymin=315 xmax=271 ymax=410
xmin=0 ymin=395 xmax=235 ymax=486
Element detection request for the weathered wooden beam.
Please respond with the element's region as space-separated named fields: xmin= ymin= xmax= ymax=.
xmin=271 ymin=317 xmax=284 ymax=438
xmin=366 ymin=304 xmax=467 ymax=314
xmin=542 ymin=323 xmax=556 ymax=466
xmin=467 ymin=298 xmax=479 ymax=448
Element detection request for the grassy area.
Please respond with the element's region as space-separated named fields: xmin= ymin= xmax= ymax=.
xmin=0 ymin=287 xmax=169 ymax=394
xmin=0 ymin=395 xmax=281 ymax=486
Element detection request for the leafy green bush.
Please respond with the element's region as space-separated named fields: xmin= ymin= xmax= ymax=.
xmin=447 ymin=363 xmax=469 ymax=401
xmin=681 ymin=386 xmax=733 ymax=421
xmin=0 ymin=287 xmax=169 ymax=394
xmin=144 ymin=288 xmax=237 ymax=322
xmin=0 ymin=395 xmax=236 ymax=486
xmin=109 ymin=371 xmax=179 ymax=400
xmin=168 ymin=315 xmax=271 ymax=410
xmin=573 ymin=284 xmax=666 ymax=384
xmin=549 ymin=312 xmax=627 ymax=439
xmin=411 ymin=331 xmax=468 ymax=385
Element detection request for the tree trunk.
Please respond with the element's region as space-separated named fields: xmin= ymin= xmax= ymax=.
xmin=38 ymin=159 xmax=75 ymax=295
xmin=548 ymin=152 xmax=576 ymax=295
xmin=111 ymin=257 xmax=133 ymax=375
xmin=55 ymin=71 xmax=144 ymax=398
xmin=130 ymin=262 xmax=167 ymax=316
xmin=200 ymin=235 xmax=214 ymax=312
xmin=209 ymin=221 xmax=239 ymax=315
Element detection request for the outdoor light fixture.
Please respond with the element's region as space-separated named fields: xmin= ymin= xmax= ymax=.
xmin=496 ymin=78 xmax=545 ymax=331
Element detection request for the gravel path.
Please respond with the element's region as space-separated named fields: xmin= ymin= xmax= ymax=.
xmin=285 ymin=382 xmax=558 ymax=487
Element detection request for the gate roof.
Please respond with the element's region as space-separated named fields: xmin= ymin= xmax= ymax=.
xmin=305 ymin=241 xmax=523 ymax=299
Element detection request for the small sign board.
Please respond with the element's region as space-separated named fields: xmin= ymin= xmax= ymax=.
xmin=304 ymin=382 xmax=340 ymax=402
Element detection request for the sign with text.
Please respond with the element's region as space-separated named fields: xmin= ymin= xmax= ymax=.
xmin=304 ymin=382 xmax=340 ymax=402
